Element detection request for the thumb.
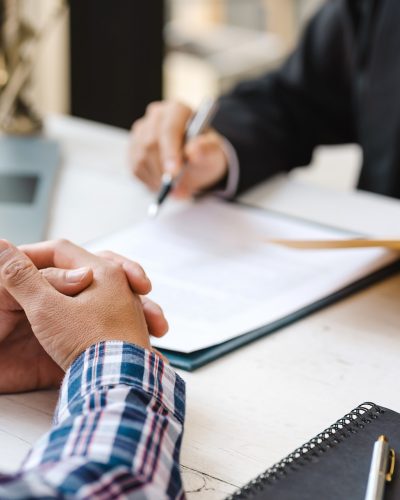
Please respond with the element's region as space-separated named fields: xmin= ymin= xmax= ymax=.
xmin=172 ymin=133 xmax=227 ymax=198
xmin=0 ymin=240 xmax=57 ymax=311
xmin=41 ymin=267 xmax=93 ymax=296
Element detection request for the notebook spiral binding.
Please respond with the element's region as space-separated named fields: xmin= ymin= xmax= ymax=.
xmin=227 ymin=402 xmax=384 ymax=499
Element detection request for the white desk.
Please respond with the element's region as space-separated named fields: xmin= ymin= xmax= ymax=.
xmin=1 ymin=115 xmax=400 ymax=499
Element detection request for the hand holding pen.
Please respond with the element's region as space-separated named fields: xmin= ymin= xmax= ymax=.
xmin=129 ymin=100 xmax=227 ymax=211
xmin=148 ymin=99 xmax=218 ymax=216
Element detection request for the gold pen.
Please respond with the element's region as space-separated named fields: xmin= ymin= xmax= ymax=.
xmin=364 ymin=435 xmax=395 ymax=500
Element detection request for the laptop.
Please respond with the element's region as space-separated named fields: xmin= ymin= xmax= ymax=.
xmin=0 ymin=136 xmax=60 ymax=245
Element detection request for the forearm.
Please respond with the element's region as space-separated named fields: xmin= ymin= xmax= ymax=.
xmin=0 ymin=342 xmax=186 ymax=499
xmin=212 ymin=1 xmax=356 ymax=196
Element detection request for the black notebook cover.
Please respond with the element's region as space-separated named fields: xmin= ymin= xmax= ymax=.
xmin=228 ymin=403 xmax=400 ymax=500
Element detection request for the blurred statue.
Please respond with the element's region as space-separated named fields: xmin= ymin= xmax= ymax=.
xmin=0 ymin=0 xmax=67 ymax=135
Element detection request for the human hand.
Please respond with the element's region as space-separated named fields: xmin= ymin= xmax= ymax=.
xmin=130 ymin=100 xmax=228 ymax=198
xmin=0 ymin=240 xmax=169 ymax=387
xmin=0 ymin=267 xmax=92 ymax=393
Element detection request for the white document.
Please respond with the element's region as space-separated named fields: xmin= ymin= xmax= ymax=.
xmin=87 ymin=197 xmax=397 ymax=353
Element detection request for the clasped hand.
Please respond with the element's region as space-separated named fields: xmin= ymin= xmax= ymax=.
xmin=0 ymin=239 xmax=168 ymax=394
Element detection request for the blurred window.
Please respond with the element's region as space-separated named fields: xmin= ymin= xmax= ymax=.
xmin=165 ymin=0 xmax=327 ymax=104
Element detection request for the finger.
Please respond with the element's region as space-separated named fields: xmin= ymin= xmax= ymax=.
xmin=134 ymin=163 xmax=160 ymax=193
xmin=41 ymin=267 xmax=93 ymax=296
xmin=130 ymin=109 xmax=164 ymax=190
xmin=20 ymin=239 xmax=102 ymax=270
xmin=170 ymin=139 xmax=207 ymax=198
xmin=97 ymin=251 xmax=152 ymax=294
xmin=0 ymin=240 xmax=57 ymax=311
xmin=159 ymin=102 xmax=192 ymax=176
xmin=146 ymin=150 xmax=163 ymax=190
xmin=172 ymin=133 xmax=228 ymax=198
xmin=22 ymin=240 xmax=152 ymax=296
xmin=133 ymin=152 xmax=162 ymax=192
xmin=142 ymin=297 xmax=169 ymax=338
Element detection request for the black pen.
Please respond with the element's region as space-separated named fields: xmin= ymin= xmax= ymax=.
xmin=148 ymin=98 xmax=218 ymax=218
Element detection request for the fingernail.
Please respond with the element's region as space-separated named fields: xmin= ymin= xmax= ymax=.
xmin=66 ymin=267 xmax=89 ymax=283
xmin=164 ymin=159 xmax=177 ymax=173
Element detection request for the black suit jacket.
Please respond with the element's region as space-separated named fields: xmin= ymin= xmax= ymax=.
xmin=212 ymin=0 xmax=400 ymax=198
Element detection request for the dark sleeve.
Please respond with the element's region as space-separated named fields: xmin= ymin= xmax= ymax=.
xmin=212 ymin=0 xmax=356 ymax=195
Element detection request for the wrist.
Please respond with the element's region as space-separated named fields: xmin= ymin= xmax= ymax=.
xmin=60 ymin=330 xmax=152 ymax=371
xmin=55 ymin=341 xmax=185 ymax=425
xmin=37 ymin=350 xmax=64 ymax=389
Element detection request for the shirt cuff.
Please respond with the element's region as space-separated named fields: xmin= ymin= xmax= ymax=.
xmin=215 ymin=138 xmax=240 ymax=199
xmin=55 ymin=341 xmax=185 ymax=426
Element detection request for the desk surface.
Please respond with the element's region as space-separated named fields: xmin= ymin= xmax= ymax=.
xmin=1 ymin=115 xmax=400 ymax=498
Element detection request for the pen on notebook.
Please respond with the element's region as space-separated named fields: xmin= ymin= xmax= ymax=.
xmin=148 ymin=98 xmax=218 ymax=218
xmin=364 ymin=435 xmax=396 ymax=500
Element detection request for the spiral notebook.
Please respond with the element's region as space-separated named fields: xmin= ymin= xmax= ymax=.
xmin=228 ymin=403 xmax=400 ymax=500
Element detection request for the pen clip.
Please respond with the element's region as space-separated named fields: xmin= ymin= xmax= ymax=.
xmin=386 ymin=448 xmax=396 ymax=482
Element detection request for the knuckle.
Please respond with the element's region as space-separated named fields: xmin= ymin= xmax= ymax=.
xmin=209 ymin=129 xmax=223 ymax=143
xmin=132 ymin=156 xmax=147 ymax=174
xmin=185 ymin=142 xmax=198 ymax=158
xmin=131 ymin=119 xmax=144 ymax=134
xmin=143 ymin=139 xmax=158 ymax=153
xmin=187 ymin=136 xmax=212 ymax=159
xmin=55 ymin=238 xmax=71 ymax=249
xmin=168 ymin=100 xmax=184 ymax=111
xmin=146 ymin=101 xmax=162 ymax=114
xmin=39 ymin=268 xmax=52 ymax=279
xmin=196 ymin=135 xmax=213 ymax=152
xmin=40 ymin=268 xmax=65 ymax=286
xmin=105 ymin=261 xmax=127 ymax=283
xmin=1 ymin=257 xmax=35 ymax=286
xmin=106 ymin=260 xmax=123 ymax=274
xmin=165 ymin=123 xmax=182 ymax=137
xmin=97 ymin=250 xmax=112 ymax=259
xmin=196 ymin=135 xmax=209 ymax=147
xmin=168 ymin=100 xmax=192 ymax=118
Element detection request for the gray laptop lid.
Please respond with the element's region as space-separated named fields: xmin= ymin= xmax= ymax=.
xmin=0 ymin=136 xmax=60 ymax=245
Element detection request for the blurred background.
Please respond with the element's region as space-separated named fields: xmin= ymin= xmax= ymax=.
xmin=24 ymin=0 xmax=324 ymax=128
xmin=2 ymin=0 xmax=361 ymax=191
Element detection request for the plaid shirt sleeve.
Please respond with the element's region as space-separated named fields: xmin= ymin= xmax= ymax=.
xmin=0 ymin=341 xmax=186 ymax=499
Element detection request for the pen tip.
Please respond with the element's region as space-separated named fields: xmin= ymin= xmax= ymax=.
xmin=148 ymin=203 xmax=159 ymax=218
